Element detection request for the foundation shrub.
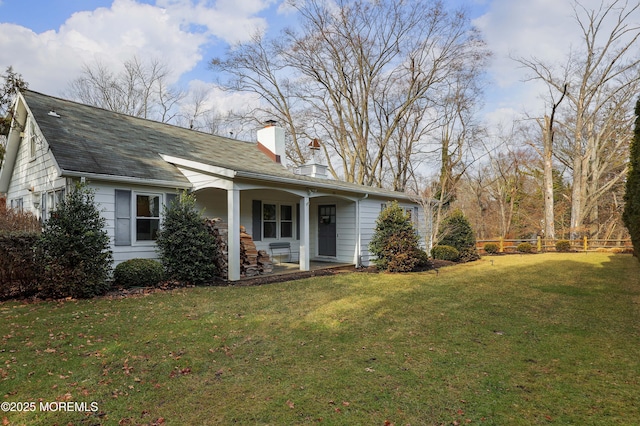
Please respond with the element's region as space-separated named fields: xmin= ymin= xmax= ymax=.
xmin=114 ymin=258 xmax=164 ymax=288
xmin=38 ymin=183 xmax=113 ymax=299
xmin=369 ymin=201 xmax=423 ymax=272
xmin=156 ymin=191 xmax=218 ymax=285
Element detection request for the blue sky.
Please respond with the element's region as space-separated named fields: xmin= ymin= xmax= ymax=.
xmin=1 ymin=0 xmax=637 ymax=128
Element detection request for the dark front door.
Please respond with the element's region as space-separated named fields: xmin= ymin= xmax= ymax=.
xmin=318 ymin=205 xmax=337 ymax=257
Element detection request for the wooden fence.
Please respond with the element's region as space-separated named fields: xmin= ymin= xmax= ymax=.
xmin=476 ymin=237 xmax=633 ymax=254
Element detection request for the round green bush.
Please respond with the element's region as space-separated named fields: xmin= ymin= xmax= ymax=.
xmin=484 ymin=242 xmax=499 ymax=254
xmin=556 ymin=239 xmax=571 ymax=252
xmin=516 ymin=242 xmax=535 ymax=253
xmin=369 ymin=201 xmax=423 ymax=272
xmin=431 ymin=245 xmax=460 ymax=261
xmin=114 ymin=258 xmax=164 ymax=288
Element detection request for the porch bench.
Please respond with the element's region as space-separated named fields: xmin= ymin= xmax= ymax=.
xmin=269 ymin=242 xmax=299 ymax=264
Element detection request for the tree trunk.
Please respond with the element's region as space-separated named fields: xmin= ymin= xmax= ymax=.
xmin=543 ymin=115 xmax=555 ymax=241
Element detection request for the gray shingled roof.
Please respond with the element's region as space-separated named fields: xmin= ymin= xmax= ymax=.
xmin=25 ymin=90 xmax=413 ymax=199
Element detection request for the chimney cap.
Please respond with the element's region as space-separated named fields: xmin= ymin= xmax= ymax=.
xmin=264 ymin=119 xmax=277 ymax=127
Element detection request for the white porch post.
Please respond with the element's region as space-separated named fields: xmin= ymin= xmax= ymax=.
xmin=227 ymin=187 xmax=241 ymax=281
xmin=299 ymin=195 xmax=310 ymax=271
xmin=355 ymin=198 xmax=361 ymax=267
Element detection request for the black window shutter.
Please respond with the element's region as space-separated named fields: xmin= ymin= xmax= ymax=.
xmin=252 ymin=200 xmax=262 ymax=241
xmin=296 ymin=203 xmax=300 ymax=240
xmin=115 ymin=190 xmax=131 ymax=246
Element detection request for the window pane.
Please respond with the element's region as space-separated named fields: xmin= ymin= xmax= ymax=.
xmin=136 ymin=218 xmax=160 ymax=240
xmin=263 ymin=221 xmax=277 ymax=238
xmin=263 ymin=204 xmax=276 ymax=221
xmin=281 ymin=222 xmax=292 ymax=238
xmin=56 ymin=189 xmax=65 ymax=204
xmin=137 ymin=195 xmax=160 ymax=218
xmin=281 ymin=205 xmax=292 ymax=221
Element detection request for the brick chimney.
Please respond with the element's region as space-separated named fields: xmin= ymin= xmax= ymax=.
xmin=257 ymin=120 xmax=286 ymax=167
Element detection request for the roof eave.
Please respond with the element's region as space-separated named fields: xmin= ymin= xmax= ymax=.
xmin=61 ymin=170 xmax=192 ymax=189
xmin=235 ymin=170 xmax=413 ymax=200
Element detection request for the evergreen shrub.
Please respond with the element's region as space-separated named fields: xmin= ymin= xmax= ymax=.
xmin=369 ymin=201 xmax=426 ymax=272
xmin=516 ymin=242 xmax=535 ymax=253
xmin=38 ymin=183 xmax=113 ymax=298
xmin=114 ymin=258 xmax=164 ymax=288
xmin=156 ymin=191 xmax=218 ymax=285
xmin=437 ymin=209 xmax=480 ymax=262
xmin=556 ymin=240 xmax=571 ymax=252
xmin=483 ymin=242 xmax=499 ymax=254
xmin=431 ymin=245 xmax=460 ymax=261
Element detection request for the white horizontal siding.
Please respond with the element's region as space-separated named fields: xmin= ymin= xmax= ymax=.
xmin=358 ymin=197 xmax=427 ymax=265
xmin=5 ymin=117 xmax=65 ymax=216
xmin=336 ymin=199 xmax=356 ymax=263
xmin=89 ymin=182 xmax=179 ymax=266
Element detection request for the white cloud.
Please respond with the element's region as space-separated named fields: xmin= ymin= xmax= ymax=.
xmin=156 ymin=0 xmax=273 ymax=43
xmin=475 ymin=0 xmax=640 ymax=122
xmin=474 ymin=0 xmax=578 ymax=89
xmin=0 ymin=0 xmax=276 ymax=95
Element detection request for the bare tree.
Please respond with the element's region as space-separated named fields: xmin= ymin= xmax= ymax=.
xmin=211 ymin=33 xmax=309 ymax=165
xmin=517 ymin=0 xmax=640 ymax=239
xmin=66 ymin=56 xmax=185 ymax=123
xmin=526 ymin=84 xmax=567 ymax=241
xmin=211 ymin=0 xmax=488 ymax=186
xmin=176 ymin=86 xmax=212 ymax=130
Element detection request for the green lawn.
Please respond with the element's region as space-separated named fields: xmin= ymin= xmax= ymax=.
xmin=1 ymin=253 xmax=639 ymax=425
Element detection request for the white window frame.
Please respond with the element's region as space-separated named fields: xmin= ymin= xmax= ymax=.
xmin=41 ymin=188 xmax=65 ymax=221
xmin=262 ymin=202 xmax=295 ymax=240
xmin=10 ymin=198 xmax=24 ymax=211
xmin=135 ymin=192 xmax=162 ymax=243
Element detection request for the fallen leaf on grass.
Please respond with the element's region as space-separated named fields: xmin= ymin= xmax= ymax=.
xmin=168 ymin=367 xmax=192 ymax=378
xmin=287 ymin=400 xmax=295 ymax=409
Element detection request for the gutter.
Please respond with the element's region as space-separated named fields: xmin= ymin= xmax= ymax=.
xmin=61 ymin=170 xmax=192 ymax=189
xmin=235 ymin=170 xmax=412 ymax=201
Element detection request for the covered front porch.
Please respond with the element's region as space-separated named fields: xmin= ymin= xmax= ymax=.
xmin=190 ymin=183 xmax=362 ymax=281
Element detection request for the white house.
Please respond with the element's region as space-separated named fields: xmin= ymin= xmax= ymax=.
xmin=0 ymin=90 xmax=427 ymax=281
